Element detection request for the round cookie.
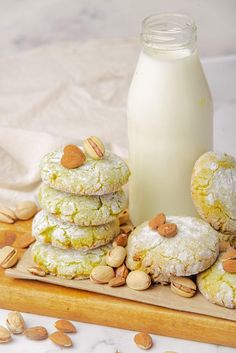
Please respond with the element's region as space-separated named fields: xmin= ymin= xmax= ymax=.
xmin=32 ymin=241 xmax=111 ymax=279
xmin=197 ymin=255 xmax=236 ymax=308
xmin=40 ymin=149 xmax=130 ymax=195
xmin=32 ymin=210 xmax=120 ymax=251
xmin=191 ymin=151 xmax=236 ymax=234
xmin=126 ymin=216 xmax=219 ymax=283
xmin=38 ymin=183 xmax=127 ymax=226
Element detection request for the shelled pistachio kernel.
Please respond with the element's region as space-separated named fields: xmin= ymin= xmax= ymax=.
xmin=83 ymin=136 xmax=105 ymax=159
xmin=170 ymin=277 xmax=196 ymax=298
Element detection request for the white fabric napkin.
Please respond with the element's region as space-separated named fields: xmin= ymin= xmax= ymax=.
xmin=0 ymin=39 xmax=235 ymax=207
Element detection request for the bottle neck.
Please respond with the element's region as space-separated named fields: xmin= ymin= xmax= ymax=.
xmin=141 ymin=14 xmax=197 ymax=59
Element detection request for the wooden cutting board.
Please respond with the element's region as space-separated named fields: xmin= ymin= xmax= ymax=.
xmin=0 ymin=220 xmax=236 ymax=348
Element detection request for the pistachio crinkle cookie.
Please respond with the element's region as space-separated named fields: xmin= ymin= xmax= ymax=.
xmin=197 ymin=255 xmax=236 ymax=308
xmin=126 ymin=216 xmax=219 ymax=283
xmin=32 ymin=210 xmax=120 ymax=251
xmin=38 ymin=183 xmax=127 ymax=226
xmin=32 ymin=241 xmax=111 ymax=279
xmin=191 ymin=151 xmax=236 ymax=234
xmin=40 ymin=149 xmax=130 ymax=195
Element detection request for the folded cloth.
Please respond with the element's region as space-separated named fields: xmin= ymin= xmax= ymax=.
xmin=0 ymin=126 xmax=72 ymax=206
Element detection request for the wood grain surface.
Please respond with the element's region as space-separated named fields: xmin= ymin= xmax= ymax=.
xmin=0 ymin=220 xmax=236 ymax=348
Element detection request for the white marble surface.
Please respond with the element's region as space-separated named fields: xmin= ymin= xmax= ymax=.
xmin=0 ymin=308 xmax=234 ymax=353
xmin=0 ymin=1 xmax=235 ymax=352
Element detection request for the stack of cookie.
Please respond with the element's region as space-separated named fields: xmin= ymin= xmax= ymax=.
xmin=31 ymin=137 xmax=130 ymax=279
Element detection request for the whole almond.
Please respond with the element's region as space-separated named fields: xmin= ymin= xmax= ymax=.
xmin=126 ymin=270 xmax=151 ymax=291
xmin=90 ymin=265 xmax=115 ymax=284
xmin=0 ymin=246 xmax=18 ymax=268
xmin=54 ymin=319 xmax=76 ymax=333
xmin=106 ymin=246 xmax=127 ymax=268
xmin=115 ymin=264 xmax=129 ymax=279
xmin=158 ymin=223 xmax=177 ymax=238
xmin=112 ymin=233 xmax=128 ymax=247
xmin=28 ymin=266 xmax=46 ymax=277
xmin=49 ymin=331 xmax=72 ymax=347
xmin=0 ymin=204 xmax=16 ymax=224
xmin=149 ymin=213 xmax=166 ymax=230
xmin=0 ymin=325 xmax=11 ymax=343
xmin=170 ymin=277 xmax=196 ymax=298
xmin=134 ymin=332 xmax=153 ymax=350
xmin=118 ymin=209 xmax=129 ymax=225
xmin=6 ymin=311 xmax=25 ymax=334
xmin=83 ymin=136 xmax=105 ymax=160
xmin=108 ymin=276 xmax=126 ymax=287
xmin=61 ymin=144 xmax=86 ymax=169
xmin=15 ymin=201 xmax=38 ymax=220
xmin=24 ymin=326 xmax=48 ymax=340
xmin=222 ymin=248 xmax=236 ymax=273
xmin=12 ymin=233 xmax=35 ymax=249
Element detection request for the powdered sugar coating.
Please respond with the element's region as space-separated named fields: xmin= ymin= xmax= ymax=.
xmin=40 ymin=149 xmax=130 ymax=195
xmin=38 ymin=183 xmax=127 ymax=226
xmin=33 ymin=210 xmax=119 ymax=251
xmin=191 ymin=151 xmax=236 ymax=234
xmin=126 ymin=216 xmax=219 ymax=283
xmin=32 ymin=241 xmax=111 ymax=279
xmin=197 ymin=255 xmax=236 ymax=308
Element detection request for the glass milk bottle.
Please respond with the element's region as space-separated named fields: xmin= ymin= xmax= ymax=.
xmin=127 ymin=14 xmax=213 ymax=225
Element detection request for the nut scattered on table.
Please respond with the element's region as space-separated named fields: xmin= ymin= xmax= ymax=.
xmin=170 ymin=277 xmax=197 ymax=298
xmin=106 ymin=246 xmax=127 ymax=268
xmin=149 ymin=212 xmax=166 ymax=230
xmin=115 ymin=264 xmax=129 ymax=279
xmin=15 ymin=201 xmax=38 ymax=220
xmin=6 ymin=311 xmax=25 ymax=334
xmin=221 ymin=248 xmax=236 ymax=273
xmin=134 ymin=332 xmax=153 ymax=350
xmin=108 ymin=276 xmax=126 ymax=287
xmin=27 ymin=266 xmax=46 ymax=277
xmin=0 ymin=325 xmax=11 ymax=343
xmin=112 ymin=233 xmax=128 ymax=247
xmin=61 ymin=144 xmax=86 ymax=169
xmin=83 ymin=136 xmax=105 ymax=160
xmin=24 ymin=326 xmax=48 ymax=341
xmin=90 ymin=265 xmax=115 ymax=284
xmin=49 ymin=331 xmax=73 ymax=347
xmin=0 ymin=246 xmax=18 ymax=269
xmin=126 ymin=270 xmax=151 ymax=291
xmin=0 ymin=204 xmax=16 ymax=224
xmin=54 ymin=319 xmax=77 ymax=333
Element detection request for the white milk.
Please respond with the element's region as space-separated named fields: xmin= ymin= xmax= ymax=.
xmin=127 ymin=15 xmax=213 ymax=225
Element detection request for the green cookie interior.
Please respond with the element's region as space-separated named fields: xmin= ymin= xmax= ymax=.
xmin=38 ymin=183 xmax=127 ymax=226
xmin=32 ymin=241 xmax=111 ymax=279
xmin=33 ymin=210 xmax=120 ymax=250
xmin=40 ymin=149 xmax=130 ymax=195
